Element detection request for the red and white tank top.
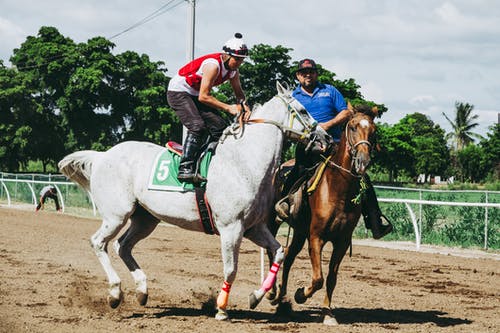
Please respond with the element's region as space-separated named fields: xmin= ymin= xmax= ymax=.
xmin=168 ymin=53 xmax=236 ymax=96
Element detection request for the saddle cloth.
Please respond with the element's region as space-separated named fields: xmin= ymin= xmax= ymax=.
xmin=147 ymin=141 xmax=212 ymax=192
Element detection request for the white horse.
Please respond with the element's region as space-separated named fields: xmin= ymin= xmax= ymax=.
xmin=58 ymin=83 xmax=329 ymax=320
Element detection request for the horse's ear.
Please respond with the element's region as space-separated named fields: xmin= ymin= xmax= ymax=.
xmin=347 ymin=101 xmax=355 ymax=115
xmin=371 ymin=106 xmax=379 ymax=117
xmin=276 ymin=81 xmax=285 ymax=96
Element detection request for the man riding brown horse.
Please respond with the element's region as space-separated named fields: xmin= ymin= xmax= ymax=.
xmin=275 ymin=58 xmax=392 ymax=239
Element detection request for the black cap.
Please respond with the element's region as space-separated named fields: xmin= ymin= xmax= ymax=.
xmin=296 ymin=58 xmax=318 ymax=72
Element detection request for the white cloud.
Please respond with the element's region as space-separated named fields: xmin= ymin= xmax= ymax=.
xmin=410 ymin=95 xmax=436 ymax=106
xmin=1 ymin=0 xmax=498 ymax=137
xmin=0 ymin=17 xmax=26 ymax=63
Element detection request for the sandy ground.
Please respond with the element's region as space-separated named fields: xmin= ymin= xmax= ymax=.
xmin=0 ymin=207 xmax=499 ymax=333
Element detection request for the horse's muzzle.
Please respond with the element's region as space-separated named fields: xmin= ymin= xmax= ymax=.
xmin=353 ymin=152 xmax=371 ymax=175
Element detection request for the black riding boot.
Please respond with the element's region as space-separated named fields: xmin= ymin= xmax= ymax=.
xmin=178 ymin=132 xmax=204 ymax=183
xmin=275 ymin=162 xmax=307 ymax=221
xmin=361 ymin=175 xmax=393 ymax=239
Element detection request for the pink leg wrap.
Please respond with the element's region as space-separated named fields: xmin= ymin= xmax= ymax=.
xmin=261 ymin=262 xmax=280 ymax=292
xmin=216 ymin=281 xmax=231 ymax=309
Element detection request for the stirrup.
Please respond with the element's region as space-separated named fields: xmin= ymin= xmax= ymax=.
xmin=275 ymin=197 xmax=290 ymax=220
xmin=177 ymin=172 xmax=196 ymax=182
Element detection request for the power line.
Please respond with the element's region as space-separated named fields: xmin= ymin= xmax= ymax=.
xmin=10 ymin=0 xmax=185 ymax=71
xmin=108 ymin=0 xmax=185 ymax=40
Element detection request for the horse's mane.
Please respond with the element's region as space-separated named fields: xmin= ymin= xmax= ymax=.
xmin=249 ymin=81 xmax=294 ymax=116
xmin=353 ymin=104 xmax=378 ymax=118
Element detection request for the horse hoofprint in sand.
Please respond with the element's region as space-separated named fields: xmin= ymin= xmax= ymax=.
xmin=58 ymin=82 xmax=330 ymax=321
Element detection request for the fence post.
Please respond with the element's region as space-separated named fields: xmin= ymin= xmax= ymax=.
xmin=419 ymin=190 xmax=422 ymax=234
xmin=484 ymin=191 xmax=489 ymax=250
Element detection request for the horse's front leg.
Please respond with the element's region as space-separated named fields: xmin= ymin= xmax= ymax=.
xmin=321 ymin=237 xmax=351 ymax=325
xmin=271 ymin=227 xmax=307 ymax=305
xmin=216 ymin=223 xmax=244 ymax=321
xmin=264 ymin=216 xmax=283 ymax=301
xmin=244 ymin=223 xmax=284 ymax=309
xmin=295 ymin=235 xmax=325 ymax=304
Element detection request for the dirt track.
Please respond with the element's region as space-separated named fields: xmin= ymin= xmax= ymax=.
xmin=0 ymin=207 xmax=499 ymax=333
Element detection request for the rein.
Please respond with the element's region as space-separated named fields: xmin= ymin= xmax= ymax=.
xmin=219 ymin=95 xmax=317 ymax=144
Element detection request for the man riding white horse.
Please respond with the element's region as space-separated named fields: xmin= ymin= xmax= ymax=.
xmin=167 ymin=33 xmax=251 ymax=183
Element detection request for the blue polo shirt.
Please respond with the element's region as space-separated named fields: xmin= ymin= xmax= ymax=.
xmin=292 ymin=83 xmax=347 ymax=142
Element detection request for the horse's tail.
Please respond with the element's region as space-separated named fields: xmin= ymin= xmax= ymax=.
xmin=58 ymin=150 xmax=101 ymax=191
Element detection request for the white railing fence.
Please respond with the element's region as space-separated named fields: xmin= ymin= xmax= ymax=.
xmin=1 ymin=175 xmax=498 ymax=250
xmin=0 ymin=177 xmax=97 ymax=216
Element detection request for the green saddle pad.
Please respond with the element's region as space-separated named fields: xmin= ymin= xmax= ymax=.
xmin=148 ymin=148 xmax=212 ymax=191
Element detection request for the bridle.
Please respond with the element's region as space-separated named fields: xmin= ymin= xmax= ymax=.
xmin=219 ymin=94 xmax=319 ymax=146
xmin=326 ymin=115 xmax=374 ymax=178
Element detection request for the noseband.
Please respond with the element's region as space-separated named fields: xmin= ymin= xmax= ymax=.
xmin=345 ymin=117 xmax=374 ymax=174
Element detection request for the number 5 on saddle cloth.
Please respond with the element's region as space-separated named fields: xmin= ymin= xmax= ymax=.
xmin=148 ymin=141 xmax=218 ymax=235
xmin=148 ymin=141 xmax=215 ymax=192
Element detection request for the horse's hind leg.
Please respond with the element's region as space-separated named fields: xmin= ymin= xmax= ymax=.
xmin=114 ymin=205 xmax=159 ymax=306
xmin=90 ymin=216 xmax=129 ymax=308
xmin=264 ymin=215 xmax=281 ymax=300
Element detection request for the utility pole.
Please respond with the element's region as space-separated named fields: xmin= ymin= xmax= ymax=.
xmin=183 ymin=0 xmax=196 ymax=141
xmin=186 ymin=0 xmax=195 ymax=62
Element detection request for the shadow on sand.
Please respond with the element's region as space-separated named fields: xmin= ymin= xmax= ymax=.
xmin=125 ymin=302 xmax=472 ymax=327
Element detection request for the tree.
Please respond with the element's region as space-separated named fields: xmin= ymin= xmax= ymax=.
xmin=10 ymin=26 xmax=77 ymax=170
xmin=373 ymin=123 xmax=416 ymax=182
xmin=479 ymin=123 xmax=500 ymax=181
xmin=0 ymin=63 xmax=33 ymax=170
xmin=456 ymin=144 xmax=488 ymax=183
xmin=4 ymin=26 xmax=175 ymax=171
xmin=216 ymin=44 xmax=293 ymax=106
xmin=373 ymin=113 xmax=449 ymax=182
xmin=443 ymin=101 xmax=482 ymax=151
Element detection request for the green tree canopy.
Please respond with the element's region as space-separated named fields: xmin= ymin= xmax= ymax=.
xmin=374 ymin=113 xmax=449 ymax=182
xmin=6 ymin=26 xmax=174 ymax=171
xmin=479 ymin=123 xmax=500 ymax=181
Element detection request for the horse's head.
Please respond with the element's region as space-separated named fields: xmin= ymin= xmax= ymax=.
xmin=344 ymin=103 xmax=378 ymax=175
xmin=274 ymin=82 xmax=333 ymax=153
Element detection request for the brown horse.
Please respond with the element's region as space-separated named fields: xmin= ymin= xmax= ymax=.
xmin=267 ymin=105 xmax=378 ymax=325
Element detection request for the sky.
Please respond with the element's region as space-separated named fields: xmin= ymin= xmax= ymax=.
xmin=1 ymin=0 xmax=499 ymax=138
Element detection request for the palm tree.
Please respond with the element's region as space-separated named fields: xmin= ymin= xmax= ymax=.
xmin=442 ymin=101 xmax=482 ymax=151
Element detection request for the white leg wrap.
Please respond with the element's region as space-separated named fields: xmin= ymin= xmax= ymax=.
xmin=131 ymin=269 xmax=147 ymax=294
xmin=109 ymin=282 xmax=121 ymax=299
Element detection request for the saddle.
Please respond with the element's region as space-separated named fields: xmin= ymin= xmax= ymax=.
xmin=164 ymin=140 xmax=219 ymax=235
xmin=275 ymin=155 xmax=338 ymax=226
xmin=165 ymin=140 xmax=218 ymax=183
xmin=274 ymin=162 xmax=319 ymax=225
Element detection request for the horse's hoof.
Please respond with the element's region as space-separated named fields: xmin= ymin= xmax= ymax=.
xmin=265 ymin=289 xmax=276 ymax=301
xmin=215 ymin=308 xmax=229 ymax=321
xmin=249 ymin=289 xmax=264 ymax=309
xmin=107 ymin=295 xmax=122 ymax=309
xmin=270 ymin=291 xmax=284 ymax=306
xmin=136 ymin=292 xmax=148 ymax=306
xmin=323 ymin=314 xmax=339 ymax=326
xmin=294 ymin=287 xmax=307 ymax=304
